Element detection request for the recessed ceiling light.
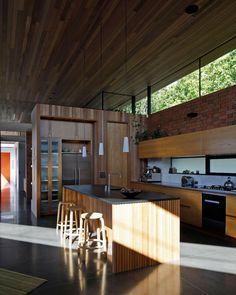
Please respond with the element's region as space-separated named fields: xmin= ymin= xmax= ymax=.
xmin=185 ymin=4 xmax=199 ymax=15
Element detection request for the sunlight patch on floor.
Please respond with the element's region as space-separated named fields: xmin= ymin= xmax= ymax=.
xmin=180 ymin=242 xmax=236 ymax=275
xmin=0 ymin=223 xmax=77 ymax=249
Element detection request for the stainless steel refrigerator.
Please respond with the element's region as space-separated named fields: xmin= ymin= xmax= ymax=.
xmin=62 ymin=154 xmax=92 ymax=185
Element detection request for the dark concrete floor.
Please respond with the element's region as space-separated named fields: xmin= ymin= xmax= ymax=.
xmin=1 ymin=189 xmax=236 ymax=294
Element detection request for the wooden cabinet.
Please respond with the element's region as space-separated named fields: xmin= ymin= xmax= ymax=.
xmin=179 ymin=191 xmax=202 ymax=227
xmin=138 ymin=125 xmax=236 ymax=158
xmin=40 ymin=138 xmax=62 ymax=215
xmin=131 ymin=182 xmax=202 ymax=227
xmin=138 ymin=131 xmax=203 ymax=158
xmin=107 ymin=122 xmax=128 ymax=187
xmin=226 ymin=195 xmax=236 ymax=238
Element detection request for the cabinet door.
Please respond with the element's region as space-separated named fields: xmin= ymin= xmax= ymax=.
xmin=226 ymin=196 xmax=236 ymax=217
xmin=50 ymin=139 xmax=62 ymax=213
xmin=40 ymin=139 xmax=49 ymax=215
xmin=107 ymin=122 xmax=128 ymax=187
xmin=180 ymin=191 xmax=202 ymax=227
xmin=226 ymin=216 xmax=236 ymax=238
xmin=226 ymin=196 xmax=236 ymax=238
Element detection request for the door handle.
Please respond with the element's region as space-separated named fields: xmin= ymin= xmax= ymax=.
xmin=78 ymin=168 xmax=81 ymax=185
xmin=74 ymin=168 xmax=77 ymax=185
xmin=181 ymin=204 xmax=191 ymax=209
xmin=204 ymin=199 xmax=220 ymax=204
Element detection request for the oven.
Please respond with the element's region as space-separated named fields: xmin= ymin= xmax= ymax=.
xmin=202 ymin=193 xmax=226 ymax=233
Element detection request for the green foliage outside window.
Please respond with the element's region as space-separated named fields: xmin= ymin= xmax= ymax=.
xmin=134 ymin=48 xmax=236 ymax=114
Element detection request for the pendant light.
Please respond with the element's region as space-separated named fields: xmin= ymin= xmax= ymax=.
xmin=82 ymin=123 xmax=87 ymax=158
xmin=122 ymin=0 xmax=129 ymax=154
xmin=99 ymin=108 xmax=104 ymax=156
xmin=98 ymin=22 xmax=105 ymax=156
xmin=123 ymin=136 xmax=129 ymax=153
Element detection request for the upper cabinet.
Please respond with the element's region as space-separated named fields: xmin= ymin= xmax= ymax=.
xmin=138 ymin=125 xmax=236 ymax=158
xmin=202 ymin=125 xmax=236 ymax=155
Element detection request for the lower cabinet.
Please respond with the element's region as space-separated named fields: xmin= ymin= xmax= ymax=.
xmin=131 ymin=182 xmax=202 ymax=227
xmin=226 ymin=216 xmax=236 ymax=238
xmin=226 ymin=196 xmax=236 ymax=238
xmin=179 ymin=191 xmax=202 ymax=227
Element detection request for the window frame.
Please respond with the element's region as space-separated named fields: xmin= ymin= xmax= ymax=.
xmin=170 ymin=156 xmax=206 ymax=175
xmin=206 ymin=155 xmax=236 ymax=176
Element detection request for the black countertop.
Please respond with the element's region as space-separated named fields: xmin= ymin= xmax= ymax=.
xmin=64 ymin=184 xmax=179 ymax=205
xmin=131 ymin=181 xmax=236 ymax=196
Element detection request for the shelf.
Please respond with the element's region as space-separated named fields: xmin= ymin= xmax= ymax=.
xmin=62 ymin=152 xmax=82 ymax=154
xmin=41 ymin=166 xmax=48 ymax=168
xmin=52 ymin=166 xmax=59 ymax=168
xmin=41 ymin=180 xmax=48 ymax=182
xmin=41 ymin=190 xmax=48 ymax=193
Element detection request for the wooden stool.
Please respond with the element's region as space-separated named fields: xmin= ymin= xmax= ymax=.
xmin=78 ymin=212 xmax=106 ymax=252
xmin=64 ymin=205 xmax=83 ymax=248
xmin=56 ymin=202 xmax=74 ymax=234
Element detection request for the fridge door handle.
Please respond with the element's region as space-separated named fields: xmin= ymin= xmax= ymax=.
xmin=78 ymin=168 xmax=81 ymax=185
xmin=74 ymin=168 xmax=77 ymax=185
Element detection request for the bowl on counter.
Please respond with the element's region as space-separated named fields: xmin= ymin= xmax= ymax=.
xmin=120 ymin=188 xmax=142 ymax=198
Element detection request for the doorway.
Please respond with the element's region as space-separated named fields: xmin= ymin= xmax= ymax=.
xmin=0 ymin=143 xmax=18 ymax=213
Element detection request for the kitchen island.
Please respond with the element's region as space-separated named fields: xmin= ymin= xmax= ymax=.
xmin=63 ymin=185 xmax=180 ymax=273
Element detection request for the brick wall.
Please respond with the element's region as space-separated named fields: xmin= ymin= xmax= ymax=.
xmin=148 ymin=85 xmax=236 ymax=136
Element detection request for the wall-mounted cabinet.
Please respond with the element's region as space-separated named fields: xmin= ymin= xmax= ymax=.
xmin=40 ymin=138 xmax=62 ymax=215
xmin=138 ymin=125 xmax=236 ymax=158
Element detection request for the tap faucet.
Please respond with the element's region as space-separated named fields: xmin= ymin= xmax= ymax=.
xmin=106 ymin=172 xmax=122 ymax=191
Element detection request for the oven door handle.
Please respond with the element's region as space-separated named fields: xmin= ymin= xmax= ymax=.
xmin=204 ymin=199 xmax=220 ymax=204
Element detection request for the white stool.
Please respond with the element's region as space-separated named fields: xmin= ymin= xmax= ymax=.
xmin=56 ymin=202 xmax=74 ymax=234
xmin=78 ymin=212 xmax=106 ymax=252
xmin=64 ymin=205 xmax=83 ymax=248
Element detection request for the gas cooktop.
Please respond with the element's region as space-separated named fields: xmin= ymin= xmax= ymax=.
xmin=200 ymin=185 xmax=232 ymax=191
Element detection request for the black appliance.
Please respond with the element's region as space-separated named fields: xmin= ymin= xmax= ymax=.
xmin=202 ymin=193 xmax=225 ymax=233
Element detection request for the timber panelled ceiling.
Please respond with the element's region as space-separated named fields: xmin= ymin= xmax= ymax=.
xmin=0 ymin=0 xmax=236 ymax=123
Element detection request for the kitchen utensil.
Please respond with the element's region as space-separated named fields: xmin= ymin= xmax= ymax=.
xmin=224 ymin=177 xmax=235 ymax=191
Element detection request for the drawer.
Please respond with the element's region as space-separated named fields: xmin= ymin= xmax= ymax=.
xmin=226 ymin=196 xmax=236 ymax=217
xmin=180 ymin=204 xmax=202 ymax=227
xmin=226 ymin=215 xmax=236 ymax=238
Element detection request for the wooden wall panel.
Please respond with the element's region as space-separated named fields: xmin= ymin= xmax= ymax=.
xmin=107 ymin=122 xmax=128 ymax=187
xmin=112 ymin=199 xmax=180 ymax=273
xmin=31 ymin=105 xmax=41 ymax=217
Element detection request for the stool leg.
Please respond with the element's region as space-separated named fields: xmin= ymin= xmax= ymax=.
xmin=69 ymin=210 xmax=74 ymax=248
xmin=62 ymin=207 xmax=67 ymax=239
xmin=84 ymin=219 xmax=88 ymax=246
xmin=56 ymin=202 xmax=62 ymax=233
xmin=75 ymin=210 xmax=79 ymax=232
xmin=78 ymin=217 xmax=84 ymax=246
xmin=97 ymin=227 xmax=100 ymax=243
xmin=64 ymin=208 xmax=69 ymax=239
xmin=100 ymin=218 xmax=106 ymax=252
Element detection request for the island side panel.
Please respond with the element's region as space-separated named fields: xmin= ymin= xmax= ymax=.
xmin=63 ymin=188 xmax=113 ymax=251
xmin=112 ymin=199 xmax=180 ymax=273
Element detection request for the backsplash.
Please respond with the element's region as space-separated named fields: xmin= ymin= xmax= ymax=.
xmin=148 ymin=158 xmax=236 ymax=186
